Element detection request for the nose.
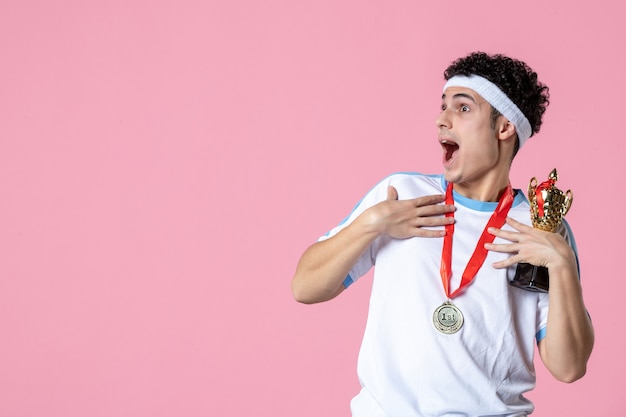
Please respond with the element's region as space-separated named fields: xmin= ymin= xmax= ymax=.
xmin=436 ymin=108 xmax=451 ymax=129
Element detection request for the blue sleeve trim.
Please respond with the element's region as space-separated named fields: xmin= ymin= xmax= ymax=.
xmin=536 ymin=326 xmax=547 ymax=343
xmin=343 ymin=274 xmax=354 ymax=289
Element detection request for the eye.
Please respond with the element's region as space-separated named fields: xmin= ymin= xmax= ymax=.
xmin=441 ymin=104 xmax=447 ymax=111
xmin=460 ymin=104 xmax=470 ymax=112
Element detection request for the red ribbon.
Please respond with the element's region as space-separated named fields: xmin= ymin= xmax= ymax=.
xmin=440 ymin=183 xmax=514 ymax=299
xmin=535 ymin=178 xmax=555 ymax=218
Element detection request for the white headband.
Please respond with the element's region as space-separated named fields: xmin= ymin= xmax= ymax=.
xmin=443 ymin=75 xmax=533 ymax=148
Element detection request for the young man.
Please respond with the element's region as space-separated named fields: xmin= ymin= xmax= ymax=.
xmin=291 ymin=52 xmax=594 ymax=416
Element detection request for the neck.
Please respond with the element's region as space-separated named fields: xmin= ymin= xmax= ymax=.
xmin=452 ymin=174 xmax=511 ymax=202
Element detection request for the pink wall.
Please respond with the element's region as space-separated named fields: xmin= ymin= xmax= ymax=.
xmin=1 ymin=0 xmax=623 ymax=415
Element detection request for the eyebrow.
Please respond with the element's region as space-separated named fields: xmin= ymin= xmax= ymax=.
xmin=441 ymin=92 xmax=478 ymax=103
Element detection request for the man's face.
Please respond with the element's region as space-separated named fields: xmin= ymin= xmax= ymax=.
xmin=436 ymin=86 xmax=502 ymax=189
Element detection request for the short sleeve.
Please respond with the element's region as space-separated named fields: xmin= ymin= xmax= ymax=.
xmin=317 ymin=177 xmax=392 ymax=287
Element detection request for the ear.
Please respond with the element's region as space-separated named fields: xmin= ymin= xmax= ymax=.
xmin=497 ymin=118 xmax=517 ymax=142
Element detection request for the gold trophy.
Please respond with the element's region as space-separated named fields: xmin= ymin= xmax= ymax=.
xmin=509 ymin=169 xmax=573 ymax=293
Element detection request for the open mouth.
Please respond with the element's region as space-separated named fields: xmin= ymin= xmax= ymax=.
xmin=440 ymin=139 xmax=459 ymax=163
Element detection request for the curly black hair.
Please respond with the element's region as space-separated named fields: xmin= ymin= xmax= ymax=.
xmin=444 ymin=52 xmax=550 ymax=139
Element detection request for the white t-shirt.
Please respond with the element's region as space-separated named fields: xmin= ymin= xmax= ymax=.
xmin=320 ymin=173 xmax=578 ymax=417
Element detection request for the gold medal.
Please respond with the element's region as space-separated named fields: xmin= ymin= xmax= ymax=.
xmin=433 ymin=301 xmax=464 ymax=334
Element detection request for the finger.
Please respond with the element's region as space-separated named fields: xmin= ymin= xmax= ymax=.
xmin=491 ymin=257 xmax=519 ymax=269
xmin=416 ymin=204 xmax=457 ymax=219
xmin=484 ymin=242 xmax=518 ymax=253
xmin=411 ymin=228 xmax=446 ymax=238
xmin=412 ymin=194 xmax=447 ymax=207
xmin=387 ymin=186 xmax=398 ymax=201
xmin=487 ymin=227 xmax=520 ymax=242
xmin=412 ymin=214 xmax=455 ymax=227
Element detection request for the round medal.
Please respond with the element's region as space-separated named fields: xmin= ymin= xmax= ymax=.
xmin=433 ymin=301 xmax=464 ymax=334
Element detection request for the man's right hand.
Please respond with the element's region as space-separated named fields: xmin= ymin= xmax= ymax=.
xmin=362 ymin=186 xmax=456 ymax=239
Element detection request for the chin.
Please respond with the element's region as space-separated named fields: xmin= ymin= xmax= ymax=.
xmin=442 ymin=170 xmax=460 ymax=184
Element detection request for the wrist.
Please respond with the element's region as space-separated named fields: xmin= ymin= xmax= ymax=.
xmin=356 ymin=205 xmax=388 ymax=237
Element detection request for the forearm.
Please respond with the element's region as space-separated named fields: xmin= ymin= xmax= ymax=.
xmin=485 ymin=218 xmax=594 ymax=381
xmin=540 ymin=258 xmax=594 ymax=382
xmin=291 ymin=213 xmax=381 ymax=304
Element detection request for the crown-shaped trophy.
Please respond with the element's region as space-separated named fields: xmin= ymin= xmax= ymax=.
xmin=509 ymin=169 xmax=573 ymax=292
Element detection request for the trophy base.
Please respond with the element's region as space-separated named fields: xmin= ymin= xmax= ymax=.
xmin=509 ymin=263 xmax=549 ymax=293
